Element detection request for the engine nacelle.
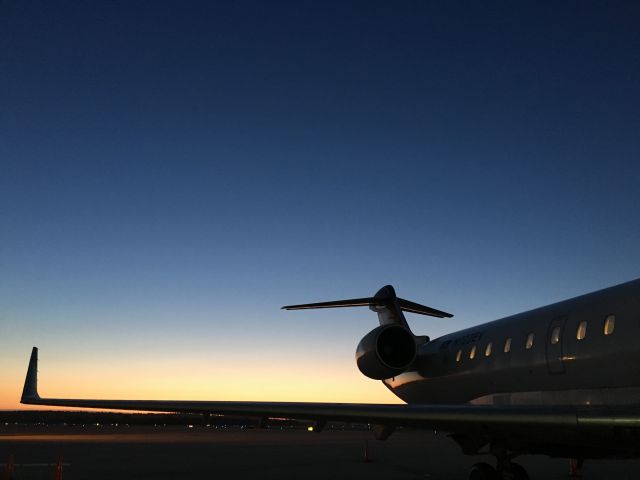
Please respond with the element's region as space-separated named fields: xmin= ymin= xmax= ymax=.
xmin=355 ymin=324 xmax=416 ymax=380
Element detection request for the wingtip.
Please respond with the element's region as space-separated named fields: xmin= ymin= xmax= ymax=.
xmin=21 ymin=347 xmax=40 ymax=403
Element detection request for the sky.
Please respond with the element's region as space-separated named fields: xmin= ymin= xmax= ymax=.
xmin=1 ymin=1 xmax=639 ymax=410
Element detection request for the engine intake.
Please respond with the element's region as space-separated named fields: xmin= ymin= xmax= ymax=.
xmin=356 ymin=324 xmax=416 ymax=380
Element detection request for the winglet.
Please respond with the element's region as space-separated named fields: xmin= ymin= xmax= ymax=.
xmin=21 ymin=347 xmax=40 ymax=403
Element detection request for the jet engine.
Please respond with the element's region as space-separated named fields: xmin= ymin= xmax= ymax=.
xmin=356 ymin=324 xmax=416 ymax=380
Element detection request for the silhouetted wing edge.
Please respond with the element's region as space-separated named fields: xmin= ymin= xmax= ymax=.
xmin=22 ymin=395 xmax=640 ymax=432
xmin=21 ymin=347 xmax=640 ymax=432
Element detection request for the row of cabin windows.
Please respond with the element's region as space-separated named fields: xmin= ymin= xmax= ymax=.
xmin=454 ymin=314 xmax=616 ymax=362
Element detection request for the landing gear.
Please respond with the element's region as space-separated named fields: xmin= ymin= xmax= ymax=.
xmin=503 ymin=462 xmax=529 ymax=480
xmin=468 ymin=443 xmax=530 ymax=480
xmin=468 ymin=461 xmax=529 ymax=480
xmin=470 ymin=462 xmax=498 ymax=480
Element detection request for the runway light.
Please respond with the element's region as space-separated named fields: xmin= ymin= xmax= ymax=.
xmin=307 ymin=426 xmax=314 ymax=432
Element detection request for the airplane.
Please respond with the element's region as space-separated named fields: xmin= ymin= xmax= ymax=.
xmin=20 ymin=278 xmax=640 ymax=480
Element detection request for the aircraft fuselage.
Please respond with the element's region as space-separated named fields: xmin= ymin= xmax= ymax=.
xmin=385 ymin=279 xmax=640 ymax=407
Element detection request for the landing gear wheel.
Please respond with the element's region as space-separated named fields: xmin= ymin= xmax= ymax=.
xmin=504 ymin=462 xmax=529 ymax=480
xmin=469 ymin=462 xmax=499 ymax=480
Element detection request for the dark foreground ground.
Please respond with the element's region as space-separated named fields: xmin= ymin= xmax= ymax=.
xmin=2 ymin=425 xmax=640 ymax=479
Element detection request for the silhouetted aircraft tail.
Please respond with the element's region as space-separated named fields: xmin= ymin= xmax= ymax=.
xmin=282 ymin=285 xmax=452 ymax=328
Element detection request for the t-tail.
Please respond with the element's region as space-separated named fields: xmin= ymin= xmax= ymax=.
xmin=283 ymin=285 xmax=452 ymax=380
xmin=282 ymin=284 xmax=452 ymax=329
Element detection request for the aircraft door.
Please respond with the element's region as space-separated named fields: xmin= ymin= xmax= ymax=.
xmin=546 ymin=315 xmax=567 ymax=374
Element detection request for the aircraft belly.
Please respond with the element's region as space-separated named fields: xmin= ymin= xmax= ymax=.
xmin=469 ymin=386 xmax=640 ymax=406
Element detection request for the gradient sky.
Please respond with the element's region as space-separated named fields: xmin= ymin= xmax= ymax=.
xmin=1 ymin=1 xmax=639 ymax=410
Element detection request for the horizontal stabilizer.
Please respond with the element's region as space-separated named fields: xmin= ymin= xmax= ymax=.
xmin=282 ymin=285 xmax=452 ymax=318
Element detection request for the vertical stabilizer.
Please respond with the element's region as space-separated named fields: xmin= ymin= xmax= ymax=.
xmin=369 ymin=285 xmax=409 ymax=328
xmin=21 ymin=347 xmax=40 ymax=402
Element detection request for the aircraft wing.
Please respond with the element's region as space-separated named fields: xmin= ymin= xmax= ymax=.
xmin=20 ymin=347 xmax=640 ymax=436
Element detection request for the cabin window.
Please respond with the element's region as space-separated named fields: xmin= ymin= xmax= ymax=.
xmin=604 ymin=315 xmax=615 ymax=335
xmin=504 ymin=337 xmax=512 ymax=353
xmin=456 ymin=349 xmax=462 ymax=362
xmin=525 ymin=333 xmax=535 ymax=350
xmin=550 ymin=326 xmax=561 ymax=345
xmin=484 ymin=342 xmax=492 ymax=357
xmin=576 ymin=321 xmax=587 ymax=340
xmin=469 ymin=345 xmax=477 ymax=360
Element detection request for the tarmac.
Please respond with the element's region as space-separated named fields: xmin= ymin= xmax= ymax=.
xmin=2 ymin=425 xmax=640 ymax=479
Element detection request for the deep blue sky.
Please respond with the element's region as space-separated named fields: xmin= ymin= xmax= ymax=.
xmin=1 ymin=1 xmax=639 ymax=407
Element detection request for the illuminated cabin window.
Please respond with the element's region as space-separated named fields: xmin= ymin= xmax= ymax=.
xmin=469 ymin=345 xmax=477 ymax=360
xmin=456 ymin=350 xmax=462 ymax=362
xmin=604 ymin=315 xmax=615 ymax=335
xmin=550 ymin=326 xmax=561 ymax=345
xmin=504 ymin=337 xmax=512 ymax=353
xmin=525 ymin=333 xmax=535 ymax=350
xmin=484 ymin=342 xmax=492 ymax=357
xmin=576 ymin=321 xmax=587 ymax=340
